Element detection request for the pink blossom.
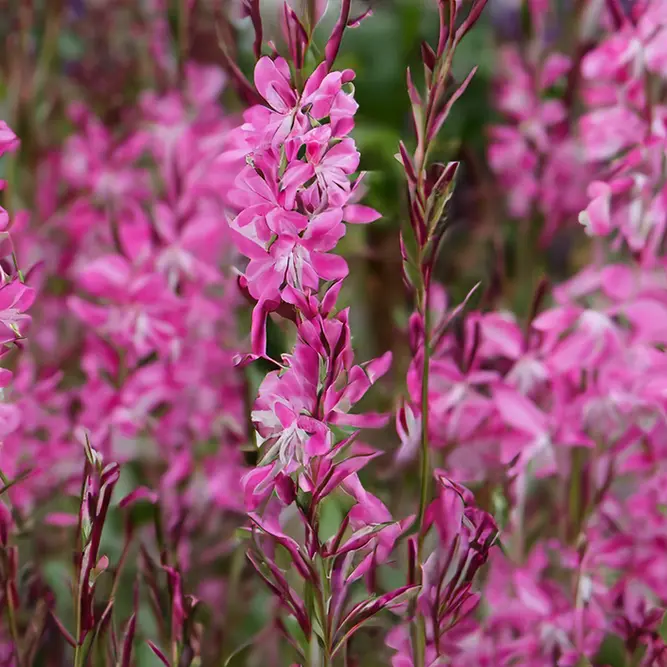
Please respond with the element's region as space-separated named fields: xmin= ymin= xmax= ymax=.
xmin=0 ymin=279 xmax=35 ymax=344
xmin=0 ymin=121 xmax=19 ymax=157
xmin=69 ymin=255 xmax=184 ymax=358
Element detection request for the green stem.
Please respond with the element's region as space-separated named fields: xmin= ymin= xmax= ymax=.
xmin=177 ymin=0 xmax=189 ymax=82
xmin=310 ymin=557 xmax=332 ymax=667
xmin=407 ymin=31 xmax=456 ymax=667
xmin=72 ymin=615 xmax=83 ymax=667
xmin=567 ymin=448 xmax=587 ymax=544
xmin=416 ymin=294 xmax=431 ymax=534
xmin=410 ymin=277 xmax=431 ymax=667
xmin=309 ymin=635 xmax=321 ymax=667
xmin=320 ymin=560 xmax=332 ymax=663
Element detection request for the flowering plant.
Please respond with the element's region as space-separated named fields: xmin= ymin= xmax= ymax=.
xmin=1 ymin=0 xmax=667 ymax=665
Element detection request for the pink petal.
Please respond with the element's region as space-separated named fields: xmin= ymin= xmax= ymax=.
xmin=343 ymin=204 xmax=381 ymax=223
xmin=310 ymin=251 xmax=348 ymax=281
xmin=494 ymin=386 xmax=547 ymax=437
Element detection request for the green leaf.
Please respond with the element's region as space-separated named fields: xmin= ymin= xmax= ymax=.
xmin=296 ymin=490 xmax=313 ymax=515
xmin=400 ymin=216 xmax=419 ymax=267
xmin=594 ymin=634 xmax=627 ymax=667
xmin=318 ymin=495 xmax=344 ymax=544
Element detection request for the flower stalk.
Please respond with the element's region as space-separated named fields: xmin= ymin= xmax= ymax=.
xmin=396 ymin=0 xmax=488 ymax=663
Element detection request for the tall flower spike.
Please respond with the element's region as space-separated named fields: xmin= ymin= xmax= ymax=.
xmin=225 ymin=8 xmax=415 ymax=661
xmin=394 ymin=1 xmax=490 ymax=665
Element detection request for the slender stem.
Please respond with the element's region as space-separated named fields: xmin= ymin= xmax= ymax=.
xmin=73 ymin=617 xmax=84 ymax=667
xmin=5 ymin=582 xmax=22 ymax=667
xmin=310 ymin=557 xmax=332 ymax=667
xmin=72 ymin=575 xmax=83 ymax=667
xmin=413 ymin=282 xmax=432 ymax=667
xmin=411 ymin=617 xmax=427 ymax=667
xmin=309 ymin=635 xmax=322 ymax=667
xmin=177 ymin=0 xmax=189 ymax=82
xmin=416 ymin=297 xmax=431 ymax=534
xmin=406 ymin=23 xmax=458 ymax=667
xmin=513 ymin=476 xmax=526 ymax=564
xmin=320 ymin=559 xmax=332 ymax=663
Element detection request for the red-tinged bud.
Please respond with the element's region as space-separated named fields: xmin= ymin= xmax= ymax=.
xmin=406 ymin=69 xmax=424 ymax=147
xmin=147 ymin=640 xmax=170 ymax=666
xmin=120 ymin=613 xmax=137 ymax=667
xmin=430 ymin=161 xmax=459 ymax=198
xmin=282 ymin=4 xmax=309 ymax=70
xmin=274 ymin=472 xmax=296 ymax=505
xmin=165 ymin=566 xmax=185 ymax=643
xmin=421 ymin=41 xmax=436 ymax=73
xmin=398 ymin=141 xmax=418 ymax=185
xmin=242 ymin=0 xmax=264 ymax=60
xmin=119 ymin=486 xmax=158 ymax=509
xmin=427 ymin=67 xmax=477 ymax=143
xmin=455 ymin=0 xmax=489 ymax=43
xmin=324 ymin=0 xmax=351 ymax=71
xmin=348 ymin=8 xmax=372 ymax=28
xmin=463 ymin=320 xmax=481 ymax=373
xmin=334 ymin=586 xmax=419 ymax=653
xmin=437 ymin=0 xmax=456 ymax=57
xmin=408 ymin=311 xmax=424 ymax=354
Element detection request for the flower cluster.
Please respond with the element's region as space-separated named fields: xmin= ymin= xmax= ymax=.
xmin=396 ymin=0 xmax=667 ymax=663
xmin=0 ymin=123 xmax=34 ymax=397
xmin=488 ymin=43 xmax=589 ymax=241
xmin=225 ymin=50 xmax=380 ymax=359
xmin=577 ymin=0 xmax=667 ymax=253
xmin=0 ymin=64 xmax=248 ymax=571
xmin=6 ymin=0 xmax=667 ymax=665
xmin=220 ymin=5 xmax=436 ymax=657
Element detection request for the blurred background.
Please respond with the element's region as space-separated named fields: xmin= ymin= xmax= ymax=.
xmin=0 ymin=0 xmax=583 ymax=366
xmin=0 ymin=1 xmax=609 ymax=664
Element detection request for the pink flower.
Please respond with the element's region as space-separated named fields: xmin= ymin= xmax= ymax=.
xmin=0 ymin=279 xmax=35 ymax=344
xmin=69 ymin=255 xmax=184 ymax=358
xmin=234 ymin=207 xmax=348 ymax=304
xmin=252 ymin=309 xmax=390 ymax=471
xmin=0 ymin=121 xmax=19 ymax=157
xmin=579 ymin=107 xmax=645 ymax=162
xmin=578 ymin=181 xmax=612 ymax=236
xmin=494 ymin=385 xmax=593 ymax=477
